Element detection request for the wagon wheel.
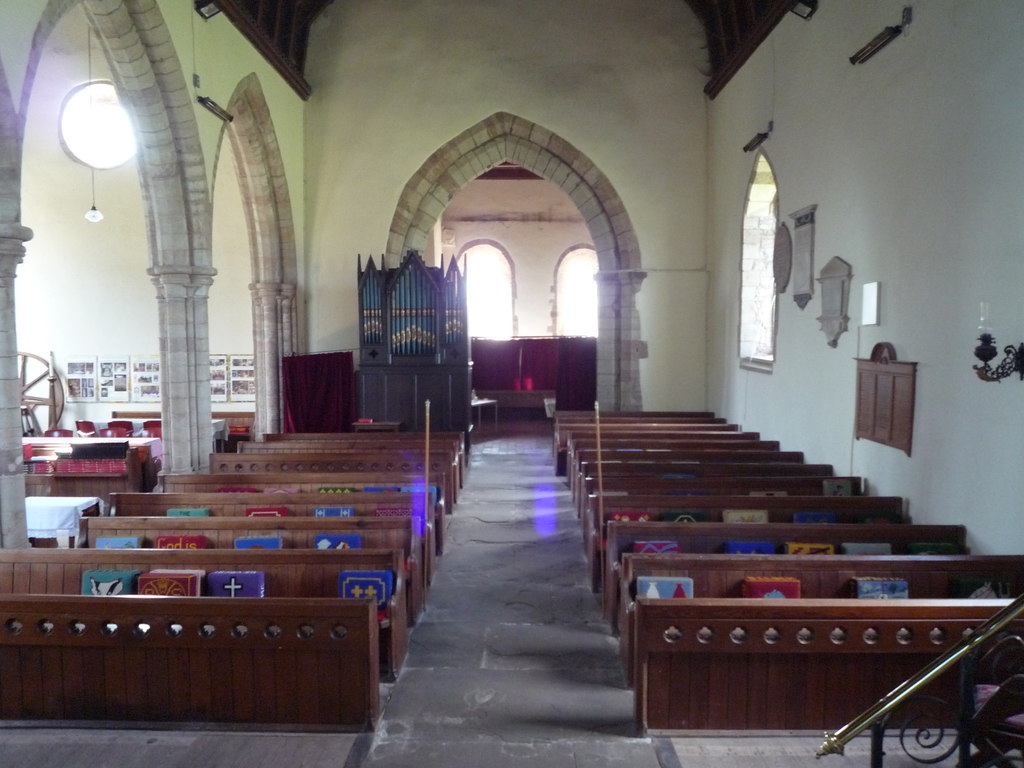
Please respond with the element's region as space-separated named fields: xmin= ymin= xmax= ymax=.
xmin=18 ymin=351 xmax=65 ymax=435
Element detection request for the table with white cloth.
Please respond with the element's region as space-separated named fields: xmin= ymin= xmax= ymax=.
xmin=25 ymin=496 xmax=102 ymax=547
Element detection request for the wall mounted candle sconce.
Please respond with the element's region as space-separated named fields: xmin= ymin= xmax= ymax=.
xmin=743 ymin=121 xmax=773 ymax=153
xmin=790 ymin=1 xmax=818 ymax=21
xmin=194 ymin=1 xmax=221 ymax=19
xmin=973 ymin=302 xmax=1024 ymax=381
xmin=849 ymin=7 xmax=912 ymax=65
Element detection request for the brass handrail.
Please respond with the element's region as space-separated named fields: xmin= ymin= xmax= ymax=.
xmin=818 ymin=593 xmax=1024 ymax=758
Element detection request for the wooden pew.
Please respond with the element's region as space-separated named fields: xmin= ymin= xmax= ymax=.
xmin=161 ymin=473 xmax=449 ymax=555
xmin=0 ymin=548 xmax=408 ymax=680
xmin=579 ymin=472 xmax=863 ymax=519
xmin=86 ymin=514 xmax=428 ymax=627
xmin=602 ymin=519 xmax=965 ymax=626
xmin=206 ymin=452 xmax=457 ymax=516
xmin=600 ymin=492 xmax=905 ymax=523
xmin=552 ymin=410 xmax=721 ymax=457
xmin=633 ymin=598 xmax=1018 ymax=732
xmin=580 ymin=475 xmax=865 ymax=589
xmin=573 ymin=457 xmax=835 ymax=502
xmin=619 ymin=553 xmax=1021 ymax=685
xmin=0 ymin=593 xmax=379 ymax=730
xmin=110 ymin=489 xmax=435 ymax=588
xmin=556 ymin=423 xmax=743 ymax=474
xmin=554 ymin=415 xmax=734 ymax=468
xmin=244 ymin=434 xmax=463 ymax=483
xmin=258 ymin=431 xmax=467 ymax=486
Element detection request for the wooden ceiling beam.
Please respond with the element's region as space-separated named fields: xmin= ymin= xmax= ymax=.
xmin=215 ymin=0 xmax=312 ymax=99
xmin=702 ymin=0 xmax=793 ymax=99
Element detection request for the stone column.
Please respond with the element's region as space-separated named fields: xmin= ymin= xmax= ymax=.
xmin=280 ymin=283 xmax=297 ymax=357
xmin=0 ymin=224 xmax=32 ymax=548
xmin=595 ymin=269 xmax=647 ymax=411
xmin=149 ymin=264 xmax=216 ymax=474
xmin=251 ymin=281 xmax=283 ymax=438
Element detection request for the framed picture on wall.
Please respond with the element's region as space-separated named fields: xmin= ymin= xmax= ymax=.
xmin=130 ymin=354 xmax=161 ymax=402
xmin=210 ymin=354 xmax=228 ymax=402
xmin=228 ymin=354 xmax=256 ymax=402
xmin=65 ymin=356 xmax=97 ymax=402
xmin=97 ymin=356 xmax=130 ymax=402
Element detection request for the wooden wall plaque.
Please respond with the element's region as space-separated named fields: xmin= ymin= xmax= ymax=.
xmin=855 ymin=342 xmax=917 ymax=456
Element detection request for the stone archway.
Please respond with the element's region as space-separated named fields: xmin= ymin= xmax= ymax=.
xmin=224 ymin=73 xmax=300 ymax=438
xmin=23 ymin=0 xmax=216 ymax=473
xmin=385 ymin=112 xmax=645 ymax=409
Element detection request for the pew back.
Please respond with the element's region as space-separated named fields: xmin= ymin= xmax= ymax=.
xmin=207 ymin=452 xmax=456 ymax=510
xmin=602 ymin=519 xmax=966 ymax=621
xmin=159 ymin=474 xmax=449 ymax=554
xmin=0 ymin=593 xmax=378 ymax=729
xmin=86 ymin=515 xmax=427 ymax=625
xmin=634 ymin=598 xmax=1018 ymax=732
xmin=618 ymin=554 xmax=1024 ymax=682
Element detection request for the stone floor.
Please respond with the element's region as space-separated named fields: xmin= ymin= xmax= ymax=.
xmin=0 ymin=418 xmax=947 ymax=767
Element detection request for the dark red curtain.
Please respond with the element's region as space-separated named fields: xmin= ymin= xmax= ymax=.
xmin=470 ymin=337 xmax=595 ymax=407
xmin=471 ymin=338 xmax=561 ymax=390
xmin=519 ymin=338 xmax=558 ymax=390
xmin=282 ymin=351 xmax=356 ymax=432
xmin=555 ymin=337 xmax=596 ymax=410
xmin=469 ymin=339 xmax=519 ymax=390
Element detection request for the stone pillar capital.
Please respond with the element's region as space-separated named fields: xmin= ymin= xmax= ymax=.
xmin=595 ymin=269 xmax=647 ymax=293
xmin=148 ymin=265 xmax=217 ymax=299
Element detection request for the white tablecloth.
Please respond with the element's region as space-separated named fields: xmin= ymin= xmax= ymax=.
xmin=25 ymin=496 xmax=102 ymax=541
xmin=125 ymin=420 xmax=227 ymax=443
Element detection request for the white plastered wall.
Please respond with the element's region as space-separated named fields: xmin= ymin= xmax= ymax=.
xmin=706 ymin=0 xmax=1024 ymax=554
xmin=303 ymin=0 xmax=709 ymax=408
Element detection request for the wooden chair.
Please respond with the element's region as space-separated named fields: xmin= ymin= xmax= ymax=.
xmin=107 ymin=420 xmax=134 ymax=436
xmin=74 ymin=420 xmax=97 ymax=437
xmin=97 ymin=427 xmax=130 ymax=438
xmin=43 ymin=429 xmax=73 ymax=437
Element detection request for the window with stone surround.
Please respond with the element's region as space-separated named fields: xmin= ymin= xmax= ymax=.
xmin=458 ymin=241 xmax=515 ymax=339
xmin=739 ymin=152 xmax=779 ymax=371
xmin=59 ymin=81 xmax=136 ymax=169
xmin=554 ymin=246 xmax=598 ymax=337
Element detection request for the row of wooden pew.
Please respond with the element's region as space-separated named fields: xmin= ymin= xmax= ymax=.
xmin=0 ymin=430 xmax=462 ymax=731
xmin=553 ymin=409 xmax=1024 ymax=738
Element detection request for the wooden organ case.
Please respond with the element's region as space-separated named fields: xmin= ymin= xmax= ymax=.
xmin=356 ymin=251 xmax=471 ymax=434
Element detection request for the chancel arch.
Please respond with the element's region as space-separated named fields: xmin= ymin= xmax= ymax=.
xmin=385 ymin=111 xmax=645 ymax=409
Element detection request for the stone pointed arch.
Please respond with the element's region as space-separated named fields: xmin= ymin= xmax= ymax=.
xmin=224 ymin=73 xmax=300 ymax=436
xmin=24 ymin=0 xmax=216 ymax=473
xmin=386 ymin=112 xmax=645 ymax=409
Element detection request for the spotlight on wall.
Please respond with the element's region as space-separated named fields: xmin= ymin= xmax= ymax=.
xmin=742 ymin=121 xmax=773 ymax=153
xmin=849 ymin=7 xmax=912 ymax=65
xmin=790 ymin=1 xmax=818 ymax=20
xmin=194 ymin=1 xmax=221 ymax=19
xmin=973 ymin=302 xmax=1024 ymax=382
xmin=197 ymin=95 xmax=234 ymax=122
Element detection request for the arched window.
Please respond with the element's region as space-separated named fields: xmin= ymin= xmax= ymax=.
xmin=739 ymin=152 xmax=778 ymax=371
xmin=554 ymin=246 xmax=598 ymax=337
xmin=59 ymin=81 xmax=136 ymax=169
xmin=459 ymin=242 xmax=515 ymax=339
